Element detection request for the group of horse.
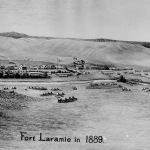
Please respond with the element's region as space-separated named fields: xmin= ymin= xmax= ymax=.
xmin=56 ymin=86 xmax=78 ymax=103
xmin=2 ymin=84 xmax=78 ymax=103
xmin=72 ymin=86 xmax=77 ymax=90
xmin=41 ymin=91 xmax=65 ymax=97
xmin=58 ymin=96 xmax=78 ymax=103
xmin=3 ymin=86 xmax=16 ymax=90
xmin=40 ymin=87 xmax=64 ymax=97
xmin=121 ymin=87 xmax=132 ymax=91
xmin=3 ymin=86 xmax=16 ymax=93
xmin=3 ymin=87 xmax=9 ymax=90
xmin=40 ymin=86 xmax=78 ymax=103
xmin=51 ymin=88 xmax=61 ymax=91
xmin=28 ymin=86 xmax=47 ymax=90
xmin=142 ymin=87 xmax=150 ymax=92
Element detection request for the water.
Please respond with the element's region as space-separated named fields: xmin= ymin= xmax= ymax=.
xmin=0 ymin=83 xmax=150 ymax=150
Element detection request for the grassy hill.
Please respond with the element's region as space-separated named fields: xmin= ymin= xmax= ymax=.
xmin=0 ymin=32 xmax=150 ymax=68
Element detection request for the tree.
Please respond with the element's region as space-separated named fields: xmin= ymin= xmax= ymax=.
xmin=15 ymin=73 xmax=20 ymax=78
xmin=117 ymin=75 xmax=126 ymax=83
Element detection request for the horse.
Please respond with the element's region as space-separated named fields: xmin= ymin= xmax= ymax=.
xmin=3 ymin=87 xmax=8 ymax=90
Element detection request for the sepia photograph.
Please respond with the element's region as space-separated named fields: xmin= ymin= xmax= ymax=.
xmin=0 ymin=0 xmax=150 ymax=150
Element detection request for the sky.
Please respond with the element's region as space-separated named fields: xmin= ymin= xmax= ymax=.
xmin=0 ymin=0 xmax=150 ymax=41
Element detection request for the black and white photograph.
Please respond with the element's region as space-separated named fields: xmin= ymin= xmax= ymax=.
xmin=0 ymin=0 xmax=150 ymax=150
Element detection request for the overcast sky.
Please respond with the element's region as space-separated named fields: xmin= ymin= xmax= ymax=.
xmin=0 ymin=0 xmax=150 ymax=41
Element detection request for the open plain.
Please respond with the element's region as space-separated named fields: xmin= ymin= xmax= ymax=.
xmin=0 ymin=81 xmax=150 ymax=150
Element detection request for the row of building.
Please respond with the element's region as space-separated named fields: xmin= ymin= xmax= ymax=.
xmin=0 ymin=61 xmax=85 ymax=78
xmin=125 ymin=70 xmax=150 ymax=78
xmin=101 ymin=68 xmax=150 ymax=79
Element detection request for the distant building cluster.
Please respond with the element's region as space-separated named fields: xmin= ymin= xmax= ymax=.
xmin=73 ymin=60 xmax=85 ymax=70
xmin=125 ymin=69 xmax=150 ymax=78
xmin=102 ymin=66 xmax=150 ymax=79
xmin=0 ymin=60 xmax=85 ymax=78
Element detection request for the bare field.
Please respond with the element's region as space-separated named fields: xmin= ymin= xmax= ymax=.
xmin=0 ymin=82 xmax=150 ymax=150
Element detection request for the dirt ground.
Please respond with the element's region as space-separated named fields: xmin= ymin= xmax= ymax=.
xmin=0 ymin=81 xmax=150 ymax=150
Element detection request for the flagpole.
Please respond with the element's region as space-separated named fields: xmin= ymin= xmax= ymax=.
xmin=57 ymin=58 xmax=58 ymax=72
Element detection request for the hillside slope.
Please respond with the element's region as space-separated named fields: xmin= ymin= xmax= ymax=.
xmin=0 ymin=34 xmax=150 ymax=68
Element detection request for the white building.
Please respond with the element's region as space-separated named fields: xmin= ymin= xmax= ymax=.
xmin=29 ymin=66 xmax=39 ymax=72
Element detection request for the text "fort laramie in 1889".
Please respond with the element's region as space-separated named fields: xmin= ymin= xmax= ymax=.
xmin=20 ymin=132 xmax=104 ymax=143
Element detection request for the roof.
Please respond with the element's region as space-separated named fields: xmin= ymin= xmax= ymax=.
xmin=28 ymin=72 xmax=43 ymax=74
xmin=93 ymin=80 xmax=117 ymax=83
